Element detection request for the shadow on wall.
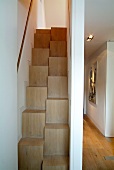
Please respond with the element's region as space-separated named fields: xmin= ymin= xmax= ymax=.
xmin=19 ymin=0 xmax=31 ymax=8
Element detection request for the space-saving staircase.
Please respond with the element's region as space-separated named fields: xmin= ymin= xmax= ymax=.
xmin=18 ymin=27 xmax=69 ymax=170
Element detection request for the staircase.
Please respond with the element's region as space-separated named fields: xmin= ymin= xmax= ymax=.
xmin=18 ymin=27 xmax=69 ymax=170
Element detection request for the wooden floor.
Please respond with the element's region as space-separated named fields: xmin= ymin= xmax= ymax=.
xmin=83 ymin=115 xmax=114 ymax=170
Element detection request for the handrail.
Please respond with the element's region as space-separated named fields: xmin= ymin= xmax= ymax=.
xmin=17 ymin=0 xmax=33 ymax=72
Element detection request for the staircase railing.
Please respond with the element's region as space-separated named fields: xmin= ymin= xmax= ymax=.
xmin=17 ymin=0 xmax=33 ymax=72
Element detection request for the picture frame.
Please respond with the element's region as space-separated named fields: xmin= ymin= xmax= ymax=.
xmin=89 ymin=62 xmax=97 ymax=104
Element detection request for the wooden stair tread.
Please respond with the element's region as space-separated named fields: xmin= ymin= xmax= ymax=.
xmin=34 ymin=33 xmax=50 ymax=37
xmin=51 ymin=27 xmax=67 ymax=29
xmin=33 ymin=48 xmax=50 ymax=52
xmin=33 ymin=48 xmax=49 ymax=49
xmin=47 ymin=98 xmax=68 ymax=100
xmin=19 ymin=138 xmax=44 ymax=146
xmin=28 ymin=85 xmax=47 ymax=87
xmin=50 ymin=40 xmax=67 ymax=42
xmin=49 ymin=56 xmax=67 ymax=58
xmin=23 ymin=109 xmax=46 ymax=113
xmin=43 ymin=156 xmax=69 ymax=166
xmin=45 ymin=124 xmax=69 ymax=129
xmin=27 ymin=86 xmax=47 ymax=88
xmin=36 ymin=29 xmax=51 ymax=34
xmin=48 ymin=76 xmax=67 ymax=78
xmin=49 ymin=57 xmax=67 ymax=60
xmin=34 ymin=33 xmax=50 ymax=36
xmin=30 ymin=66 xmax=48 ymax=68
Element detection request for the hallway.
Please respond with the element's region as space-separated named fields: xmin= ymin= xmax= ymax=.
xmin=83 ymin=115 xmax=114 ymax=170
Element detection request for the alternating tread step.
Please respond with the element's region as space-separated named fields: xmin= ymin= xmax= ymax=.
xmin=48 ymin=76 xmax=68 ymax=98
xmin=26 ymin=87 xmax=47 ymax=110
xmin=49 ymin=57 xmax=67 ymax=76
xmin=44 ymin=124 xmax=69 ymax=156
xmin=29 ymin=66 xmax=48 ymax=87
xmin=50 ymin=41 xmax=67 ymax=57
xmin=46 ymin=99 xmax=68 ymax=123
xmin=19 ymin=138 xmax=44 ymax=146
xmin=18 ymin=138 xmax=44 ymax=170
xmin=51 ymin=27 xmax=67 ymax=41
xmin=22 ymin=110 xmax=45 ymax=138
xmin=43 ymin=156 xmax=69 ymax=170
xmin=34 ymin=33 xmax=50 ymax=48
xmin=32 ymin=48 xmax=49 ymax=66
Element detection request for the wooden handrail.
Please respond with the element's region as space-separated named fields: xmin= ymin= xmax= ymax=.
xmin=17 ymin=0 xmax=33 ymax=72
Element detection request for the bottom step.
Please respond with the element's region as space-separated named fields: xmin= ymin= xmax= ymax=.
xmin=18 ymin=138 xmax=44 ymax=170
xmin=43 ymin=156 xmax=69 ymax=170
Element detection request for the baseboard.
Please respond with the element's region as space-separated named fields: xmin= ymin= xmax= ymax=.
xmin=86 ymin=114 xmax=105 ymax=136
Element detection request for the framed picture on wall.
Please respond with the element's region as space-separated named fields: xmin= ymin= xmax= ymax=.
xmin=89 ymin=62 xmax=97 ymax=104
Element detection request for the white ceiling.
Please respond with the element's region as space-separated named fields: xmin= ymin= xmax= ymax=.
xmin=85 ymin=0 xmax=114 ymax=59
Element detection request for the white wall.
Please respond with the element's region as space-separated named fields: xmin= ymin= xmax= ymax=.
xmin=37 ymin=0 xmax=46 ymax=28
xmin=18 ymin=0 xmax=38 ymax=140
xmin=18 ymin=0 xmax=31 ymax=54
xmin=70 ymin=0 xmax=84 ymax=169
xmin=85 ymin=44 xmax=107 ymax=135
xmin=44 ymin=0 xmax=68 ymax=28
xmin=105 ymin=42 xmax=114 ymax=137
xmin=0 ymin=1 xmax=17 ymax=169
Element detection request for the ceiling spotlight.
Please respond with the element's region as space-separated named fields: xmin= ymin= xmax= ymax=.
xmin=87 ymin=34 xmax=94 ymax=41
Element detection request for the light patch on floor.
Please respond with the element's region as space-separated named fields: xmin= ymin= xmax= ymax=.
xmin=104 ymin=156 xmax=114 ymax=160
xmin=106 ymin=137 xmax=112 ymax=142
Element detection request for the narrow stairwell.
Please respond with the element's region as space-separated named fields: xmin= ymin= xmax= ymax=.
xmin=18 ymin=27 xmax=69 ymax=170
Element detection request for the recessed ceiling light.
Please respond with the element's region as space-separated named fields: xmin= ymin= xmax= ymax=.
xmin=87 ymin=38 xmax=91 ymax=42
xmin=87 ymin=34 xmax=94 ymax=42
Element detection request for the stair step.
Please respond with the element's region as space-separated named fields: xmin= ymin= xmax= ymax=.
xmin=18 ymin=138 xmax=44 ymax=170
xmin=19 ymin=138 xmax=44 ymax=146
xmin=29 ymin=66 xmax=48 ymax=87
xmin=44 ymin=124 xmax=69 ymax=156
xmin=48 ymin=76 xmax=68 ymax=98
xmin=32 ymin=48 xmax=49 ymax=66
xmin=50 ymin=41 xmax=67 ymax=57
xmin=26 ymin=87 xmax=47 ymax=110
xmin=49 ymin=57 xmax=67 ymax=76
xmin=43 ymin=156 xmax=69 ymax=170
xmin=46 ymin=99 xmax=68 ymax=123
xmin=36 ymin=29 xmax=51 ymax=34
xmin=45 ymin=124 xmax=69 ymax=129
xmin=47 ymin=98 xmax=68 ymax=100
xmin=34 ymin=33 xmax=50 ymax=48
xmin=22 ymin=110 xmax=45 ymax=138
xmin=23 ymin=109 xmax=46 ymax=113
xmin=51 ymin=27 xmax=67 ymax=41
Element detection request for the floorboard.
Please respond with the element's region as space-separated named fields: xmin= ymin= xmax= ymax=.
xmin=83 ymin=115 xmax=114 ymax=170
